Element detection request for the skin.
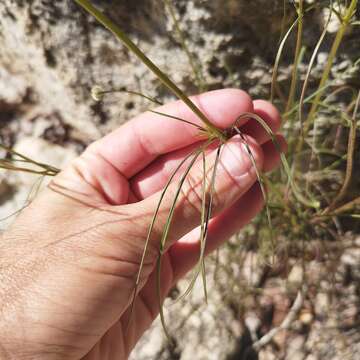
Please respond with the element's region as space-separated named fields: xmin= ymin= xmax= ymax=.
xmin=0 ymin=89 xmax=286 ymax=359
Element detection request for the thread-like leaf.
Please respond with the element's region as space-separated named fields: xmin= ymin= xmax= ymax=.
xmin=286 ymin=0 xmax=304 ymax=113
xmin=325 ymin=90 xmax=360 ymax=212
xmin=234 ymin=127 xmax=275 ymax=263
xmin=174 ymin=144 xmax=222 ymax=303
xmin=303 ymin=0 xmax=358 ymax=135
xmin=0 ymin=144 xmax=59 ymax=176
xmin=271 ymin=17 xmax=300 ymax=102
xmin=157 ymin=148 xmax=204 ymax=339
xmin=90 ymin=85 xmax=207 ymax=131
xmin=91 ymin=86 xmax=163 ymax=105
xmin=299 ymin=1 xmax=333 ymax=134
xmin=74 ymin=0 xmax=226 ymax=140
xmin=127 ymin=141 xmax=212 ymax=332
xmin=149 ymin=110 xmax=206 ymax=131
xmin=163 ymin=0 xmax=207 ymax=92
xmin=234 ymin=113 xmax=320 ymax=208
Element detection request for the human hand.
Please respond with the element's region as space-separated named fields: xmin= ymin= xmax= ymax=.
xmin=0 ymin=89 xmax=286 ymax=359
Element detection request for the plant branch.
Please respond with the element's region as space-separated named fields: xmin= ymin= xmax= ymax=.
xmin=163 ymin=0 xmax=207 ymax=92
xmin=252 ymin=289 xmax=304 ymax=352
xmin=285 ymin=0 xmax=304 ymax=113
xmin=324 ymin=90 xmax=360 ymax=213
xmin=302 ymin=0 xmax=358 ymax=137
xmin=74 ymin=0 xmax=225 ymax=141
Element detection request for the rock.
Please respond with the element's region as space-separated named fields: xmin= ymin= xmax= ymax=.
xmin=13 ymin=136 xmax=76 ymax=184
xmin=288 ymin=265 xmax=304 ymax=285
xmin=245 ymin=312 xmax=261 ymax=342
xmin=0 ymin=0 xmax=295 ymax=147
xmin=299 ymin=309 xmax=313 ymax=326
xmin=314 ymin=292 xmax=329 ymax=318
xmin=0 ymin=67 xmax=28 ymax=106
xmin=341 ymin=249 xmax=360 ymax=267
xmin=0 ymin=137 xmax=77 ymax=229
xmin=243 ymin=251 xmax=263 ymax=286
xmin=259 ymin=348 xmax=277 ymax=360
xmin=285 ymin=335 xmax=306 ymax=360
xmin=1 ymin=1 xmax=360 ymax=359
xmin=0 ymin=174 xmax=13 ymax=199
xmin=305 ymin=355 xmax=318 ymax=360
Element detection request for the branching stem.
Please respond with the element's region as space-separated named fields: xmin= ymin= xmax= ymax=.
xmin=301 ymin=0 xmax=358 ymax=138
xmin=74 ymin=0 xmax=226 ymax=141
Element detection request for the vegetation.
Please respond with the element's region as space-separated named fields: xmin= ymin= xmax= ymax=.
xmin=1 ymin=0 xmax=359 ymax=354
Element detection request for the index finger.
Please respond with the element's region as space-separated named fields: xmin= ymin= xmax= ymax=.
xmin=88 ymin=88 xmax=253 ymax=178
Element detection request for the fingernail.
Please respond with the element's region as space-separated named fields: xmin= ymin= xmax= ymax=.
xmin=220 ymin=136 xmax=256 ymax=181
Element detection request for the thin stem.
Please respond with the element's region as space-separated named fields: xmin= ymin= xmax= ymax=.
xmin=92 ymin=86 xmax=207 ymax=130
xmin=163 ymin=0 xmax=207 ymax=92
xmin=0 ymin=163 xmax=56 ymax=176
xmin=74 ymin=0 xmax=225 ymax=141
xmin=294 ymin=0 xmax=357 ymax=182
xmin=234 ymin=127 xmax=275 ymax=263
xmin=0 ymin=175 xmax=45 ymax=223
xmin=299 ymin=1 xmax=333 ymax=134
xmin=279 ymin=0 xmax=288 ymax=43
xmin=271 ymin=17 xmax=300 ymax=103
xmin=251 ymin=289 xmax=304 ymax=352
xmin=92 ymin=86 xmax=163 ymax=105
xmin=157 ymin=149 xmax=204 ymax=338
xmin=127 ymin=142 xmax=211 ymax=331
xmin=286 ymin=0 xmax=304 ymax=113
xmin=234 ymin=112 xmax=319 ymax=208
xmin=325 ymin=90 xmax=360 ymax=212
xmin=149 ymin=110 xmax=206 ymax=131
xmin=0 ymin=144 xmax=60 ymax=175
xmin=174 ymin=145 xmax=222 ymax=304
xmin=312 ymin=197 xmax=360 ymax=222
xmin=284 ymin=84 xmax=332 ymax=118
xmin=199 ymin=151 xmax=208 ymax=301
xmin=200 ymin=145 xmax=222 ymax=301
xmin=302 ymin=0 xmax=358 ymax=136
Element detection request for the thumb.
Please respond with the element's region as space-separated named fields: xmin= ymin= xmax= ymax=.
xmin=136 ymin=134 xmax=264 ymax=250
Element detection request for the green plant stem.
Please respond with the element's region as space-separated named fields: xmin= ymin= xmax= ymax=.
xmin=163 ymin=0 xmax=207 ymax=92
xmin=96 ymin=88 xmax=164 ymax=105
xmin=285 ymin=0 xmax=304 ymax=113
xmin=74 ymin=0 xmax=225 ymax=141
xmin=312 ymin=197 xmax=360 ymax=223
xmin=299 ymin=1 xmax=333 ymax=133
xmin=234 ymin=112 xmax=319 ymax=208
xmin=174 ymin=145 xmax=222 ymax=304
xmin=0 ymin=163 xmax=57 ymax=176
xmin=279 ymin=0 xmax=288 ymax=42
xmin=293 ymin=0 xmax=357 ymax=181
xmin=126 ymin=142 xmax=211 ymax=333
xmin=149 ymin=110 xmax=206 ymax=131
xmin=199 ymin=151 xmax=208 ymax=301
xmin=302 ymin=0 xmax=358 ymax=137
xmin=0 ymin=144 xmax=60 ymax=174
xmin=325 ymin=90 xmax=360 ymax=213
xmin=270 ymin=17 xmax=300 ymax=103
xmin=157 ymin=149 xmax=203 ymax=338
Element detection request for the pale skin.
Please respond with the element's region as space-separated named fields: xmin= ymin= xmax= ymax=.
xmin=0 ymin=89 xmax=286 ymax=359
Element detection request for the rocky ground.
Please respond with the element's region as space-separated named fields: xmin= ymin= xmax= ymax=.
xmin=129 ymin=233 xmax=360 ymax=360
xmin=1 ymin=0 xmax=360 ymax=359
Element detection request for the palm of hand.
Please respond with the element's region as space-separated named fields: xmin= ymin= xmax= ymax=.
xmin=0 ymin=90 xmax=284 ymax=360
